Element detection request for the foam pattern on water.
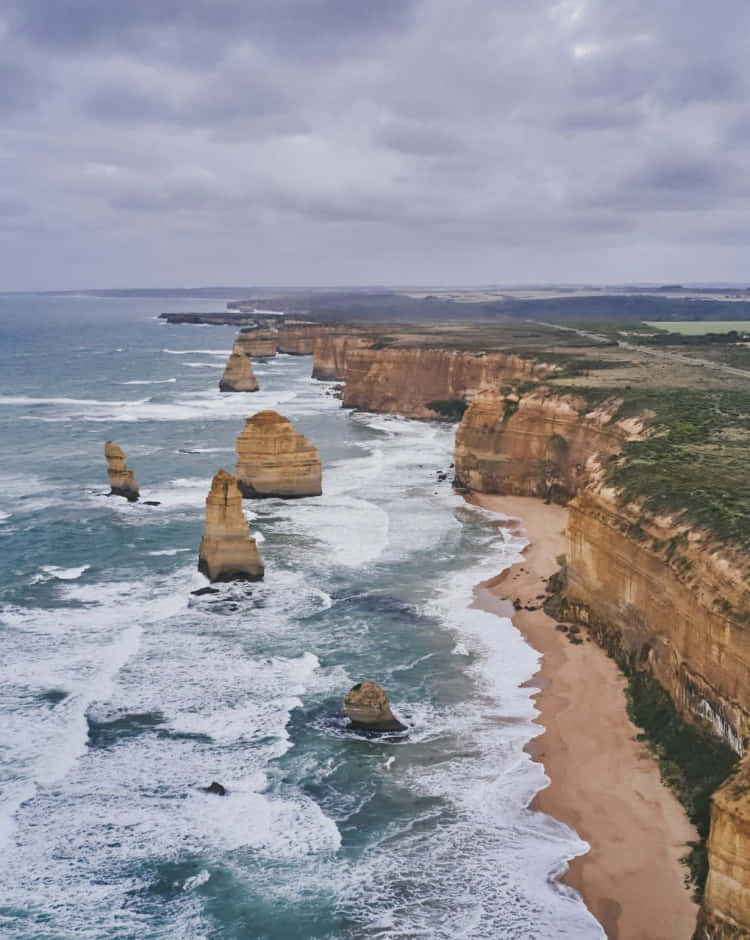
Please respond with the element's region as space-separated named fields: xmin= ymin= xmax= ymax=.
xmin=0 ymin=304 xmax=603 ymax=939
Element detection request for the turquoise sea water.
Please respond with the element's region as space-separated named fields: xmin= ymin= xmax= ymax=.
xmin=0 ymin=295 xmax=603 ymax=939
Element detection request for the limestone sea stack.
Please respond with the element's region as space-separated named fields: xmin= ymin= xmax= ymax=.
xmin=236 ymin=411 xmax=322 ymax=498
xmin=198 ymin=469 xmax=264 ymax=582
xmin=344 ymin=681 xmax=406 ymax=732
xmin=104 ymin=441 xmax=139 ymax=501
xmin=219 ymin=343 xmax=260 ymax=392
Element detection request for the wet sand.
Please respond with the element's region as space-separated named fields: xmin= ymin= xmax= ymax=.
xmin=469 ymin=493 xmax=698 ymax=940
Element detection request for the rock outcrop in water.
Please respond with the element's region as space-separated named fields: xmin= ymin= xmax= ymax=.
xmin=344 ymin=681 xmax=406 ymax=732
xmin=219 ymin=343 xmax=260 ymax=392
xmin=104 ymin=441 xmax=139 ymax=501
xmin=235 ymin=411 xmax=322 ymax=498
xmin=234 ymin=327 xmax=278 ymax=358
xmin=198 ymin=469 xmax=264 ymax=582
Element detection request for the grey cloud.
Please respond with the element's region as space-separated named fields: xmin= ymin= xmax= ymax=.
xmin=7 ymin=0 xmax=417 ymax=57
xmin=2 ymin=0 xmax=750 ymax=288
xmin=377 ymin=122 xmax=466 ymax=155
xmin=0 ymin=59 xmax=49 ymax=114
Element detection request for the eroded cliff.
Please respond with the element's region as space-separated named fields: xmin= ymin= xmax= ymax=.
xmin=697 ymin=763 xmax=750 ymax=938
xmin=454 ymin=385 xmax=750 ymax=935
xmin=236 ymin=410 xmax=322 ymax=498
xmin=312 ymin=332 xmax=368 ymax=380
xmin=198 ymin=469 xmax=264 ymax=581
xmin=277 ymin=324 xmax=331 ymax=356
xmin=234 ymin=327 xmax=278 ymax=358
xmin=341 ymin=346 xmax=555 ymax=418
xmin=454 ymin=389 xmax=645 ymax=501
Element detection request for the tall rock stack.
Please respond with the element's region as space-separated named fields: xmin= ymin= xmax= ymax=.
xmin=104 ymin=441 xmax=140 ymax=501
xmin=198 ymin=469 xmax=264 ymax=582
xmin=219 ymin=343 xmax=260 ymax=392
xmin=236 ymin=411 xmax=322 ymax=498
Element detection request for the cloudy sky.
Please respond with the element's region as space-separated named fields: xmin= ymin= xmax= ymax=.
xmin=1 ymin=0 xmax=749 ymax=289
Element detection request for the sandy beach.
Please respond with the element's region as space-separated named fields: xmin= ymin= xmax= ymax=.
xmin=470 ymin=493 xmax=698 ymax=940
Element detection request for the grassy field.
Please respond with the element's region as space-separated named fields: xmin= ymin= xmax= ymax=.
xmin=645 ymin=320 xmax=750 ymax=334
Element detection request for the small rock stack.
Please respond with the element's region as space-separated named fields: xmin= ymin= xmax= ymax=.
xmin=344 ymin=681 xmax=406 ymax=732
xmin=104 ymin=441 xmax=140 ymax=501
xmin=219 ymin=343 xmax=260 ymax=392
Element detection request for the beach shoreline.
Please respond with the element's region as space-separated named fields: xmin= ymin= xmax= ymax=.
xmin=468 ymin=492 xmax=698 ymax=940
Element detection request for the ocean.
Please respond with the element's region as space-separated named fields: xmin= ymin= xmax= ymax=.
xmin=0 ymin=294 xmax=604 ymax=939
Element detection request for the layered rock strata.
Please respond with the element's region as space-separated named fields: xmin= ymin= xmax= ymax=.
xmin=198 ymin=469 xmax=264 ymax=582
xmin=277 ymin=324 xmax=331 ymax=355
xmin=697 ymin=762 xmax=750 ymax=939
xmin=342 ymin=347 xmax=555 ymax=418
xmin=312 ymin=332 xmax=368 ymax=381
xmin=453 ymin=386 xmax=750 ymax=937
xmin=565 ymin=485 xmax=749 ymax=752
xmin=236 ymin=411 xmax=322 ymax=498
xmin=454 ymin=389 xmax=645 ymax=502
xmin=104 ymin=441 xmax=139 ymax=501
xmin=344 ymin=681 xmax=406 ymax=732
xmin=219 ymin=343 xmax=260 ymax=392
xmin=234 ymin=328 xmax=278 ymax=358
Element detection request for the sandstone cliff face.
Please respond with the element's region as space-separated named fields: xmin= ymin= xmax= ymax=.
xmin=312 ymin=332 xmax=368 ymax=380
xmin=236 ymin=410 xmax=322 ymax=498
xmin=277 ymin=325 xmax=330 ymax=356
xmin=454 ymin=390 xmax=644 ymax=502
xmin=234 ymin=328 xmax=278 ymax=358
xmin=104 ymin=441 xmax=139 ymax=501
xmin=566 ymin=485 xmax=750 ymax=753
xmin=453 ymin=385 xmax=750 ymax=936
xmin=198 ymin=469 xmax=264 ymax=581
xmin=697 ymin=763 xmax=750 ymax=939
xmin=342 ymin=347 xmax=555 ymax=418
xmin=219 ymin=343 xmax=260 ymax=392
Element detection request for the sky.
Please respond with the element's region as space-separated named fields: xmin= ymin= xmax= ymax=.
xmin=1 ymin=0 xmax=749 ymax=289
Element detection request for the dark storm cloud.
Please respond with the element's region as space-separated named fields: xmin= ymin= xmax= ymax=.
xmin=7 ymin=0 xmax=417 ymax=56
xmin=0 ymin=59 xmax=49 ymax=114
xmin=2 ymin=0 xmax=750 ymax=287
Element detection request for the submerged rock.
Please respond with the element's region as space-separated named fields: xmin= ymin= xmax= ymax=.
xmin=344 ymin=681 xmax=407 ymax=732
xmin=198 ymin=469 xmax=264 ymax=582
xmin=104 ymin=441 xmax=139 ymax=501
xmin=219 ymin=343 xmax=260 ymax=392
xmin=235 ymin=410 xmax=322 ymax=498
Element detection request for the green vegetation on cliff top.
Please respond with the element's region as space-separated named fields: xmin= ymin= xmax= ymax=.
xmin=607 ymin=388 xmax=750 ymax=552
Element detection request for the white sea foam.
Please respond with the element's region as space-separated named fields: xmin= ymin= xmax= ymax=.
xmin=30 ymin=564 xmax=90 ymax=584
xmin=162 ymin=348 xmax=230 ymax=356
xmin=120 ymin=378 xmax=177 ymax=385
